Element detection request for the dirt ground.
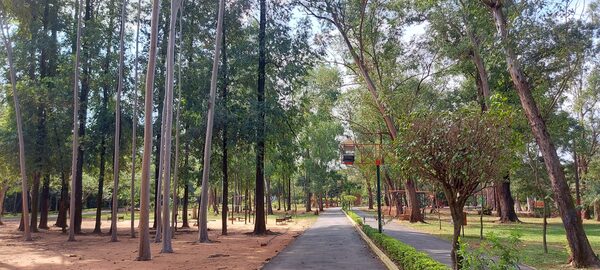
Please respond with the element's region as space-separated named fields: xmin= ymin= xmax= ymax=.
xmin=0 ymin=213 xmax=315 ymax=270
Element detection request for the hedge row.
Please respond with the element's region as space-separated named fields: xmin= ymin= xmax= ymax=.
xmin=346 ymin=210 xmax=449 ymax=270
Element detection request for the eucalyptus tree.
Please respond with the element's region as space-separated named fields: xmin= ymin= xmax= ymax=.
xmin=254 ymin=0 xmax=267 ymax=235
xmin=110 ymin=0 xmax=128 ymax=243
xmin=158 ymin=0 xmax=183 ymax=252
xmin=0 ymin=12 xmax=32 ymax=242
xmin=130 ymin=0 xmax=142 ymax=239
xmin=478 ymin=0 xmax=600 ymax=266
xmin=198 ymin=0 xmax=224 ymax=243
xmin=138 ymin=0 xmax=161 ymax=260
xmin=68 ymin=0 xmax=84 ymax=242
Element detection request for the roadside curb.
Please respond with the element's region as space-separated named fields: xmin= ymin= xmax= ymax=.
xmin=343 ymin=209 xmax=400 ymax=270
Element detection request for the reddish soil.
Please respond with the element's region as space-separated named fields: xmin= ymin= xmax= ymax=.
xmin=0 ymin=214 xmax=314 ymax=270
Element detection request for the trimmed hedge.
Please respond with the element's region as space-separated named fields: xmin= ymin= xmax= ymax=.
xmin=347 ymin=210 xmax=449 ymax=270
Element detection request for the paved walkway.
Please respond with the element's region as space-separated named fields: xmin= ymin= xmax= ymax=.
xmin=354 ymin=209 xmax=453 ymax=266
xmin=353 ymin=209 xmax=534 ymax=270
xmin=263 ymin=207 xmax=385 ymax=270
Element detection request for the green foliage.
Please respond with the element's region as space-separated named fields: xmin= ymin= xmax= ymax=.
xmin=346 ymin=210 xmax=448 ymax=270
xmin=457 ymin=232 xmax=522 ymax=270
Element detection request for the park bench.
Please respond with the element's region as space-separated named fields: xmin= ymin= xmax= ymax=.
xmin=228 ymin=217 xmax=236 ymax=222
xmin=276 ymin=218 xmax=287 ymax=225
xmin=107 ymin=215 xmax=125 ymax=221
xmin=284 ymin=215 xmax=293 ymax=221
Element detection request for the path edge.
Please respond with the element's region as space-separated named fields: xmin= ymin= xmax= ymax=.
xmin=343 ymin=209 xmax=400 ymax=270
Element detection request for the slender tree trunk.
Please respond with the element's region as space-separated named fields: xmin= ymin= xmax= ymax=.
xmin=94 ymin=138 xmax=106 ymax=234
xmin=110 ymin=0 xmax=127 ymax=243
xmin=172 ymin=2 xmax=184 ymax=233
xmin=266 ymin=177 xmax=273 ymax=215
xmin=68 ymin=0 xmax=83 ymax=241
xmin=483 ymin=2 xmax=600 ymax=266
xmin=39 ymin=175 xmax=50 ymax=229
xmin=543 ymin=197 xmax=548 ymax=254
xmin=55 ymin=172 xmax=68 ymax=230
xmin=30 ymin=173 xmax=40 ymax=232
xmin=181 ymin=141 xmax=190 ymax=228
xmin=158 ymin=0 xmax=181 ymax=252
xmin=366 ymin=177 xmax=374 ymax=210
xmin=286 ymin=176 xmax=291 ymax=211
xmin=198 ymin=0 xmax=225 ymax=242
xmin=0 ymin=185 xmax=7 ymax=225
xmin=130 ymin=0 xmax=142 ymax=239
xmin=220 ymin=9 xmax=229 ymax=235
xmin=593 ymin=199 xmax=600 ymax=222
xmin=138 ymin=0 xmax=161 ymax=260
xmin=74 ymin=0 xmax=94 ymax=234
xmin=253 ymin=0 xmax=267 ymax=235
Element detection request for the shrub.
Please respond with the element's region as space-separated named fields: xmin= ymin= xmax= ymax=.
xmin=457 ymin=231 xmax=522 ymax=270
xmin=346 ymin=210 xmax=448 ymax=270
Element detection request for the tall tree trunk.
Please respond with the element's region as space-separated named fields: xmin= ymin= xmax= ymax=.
xmin=253 ymin=0 xmax=267 ymax=235
xmin=286 ymin=175 xmax=291 ymax=211
xmin=158 ymin=0 xmax=181 ymax=252
xmin=483 ymin=2 xmax=600 ymax=266
xmin=0 ymin=185 xmax=7 ymax=225
xmin=68 ymin=0 xmax=83 ymax=241
xmin=366 ymin=176 xmax=374 ymax=210
xmin=306 ymin=192 xmax=312 ymax=212
xmin=111 ymin=0 xmax=127 ymax=243
xmin=30 ymin=173 xmax=40 ymax=232
xmin=266 ymin=177 xmax=273 ymax=215
xmin=55 ymin=172 xmax=68 ymax=230
xmin=171 ymin=3 xmax=184 ymax=233
xmin=220 ymin=7 xmax=229 ymax=236
xmin=593 ymin=199 xmax=600 ymax=222
xmin=181 ymin=140 xmax=190 ymax=228
xmin=198 ymin=0 xmax=224 ymax=242
xmin=497 ymin=178 xmax=519 ymax=223
xmin=38 ymin=175 xmax=50 ymax=229
xmin=130 ymin=0 xmax=142 ymax=239
xmin=74 ymin=0 xmax=94 ymax=234
xmin=138 ymin=0 xmax=161 ymax=260
xmin=94 ymin=138 xmax=106 ymax=234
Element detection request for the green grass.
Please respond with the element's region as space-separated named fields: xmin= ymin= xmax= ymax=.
xmin=366 ymin=208 xmax=600 ymax=270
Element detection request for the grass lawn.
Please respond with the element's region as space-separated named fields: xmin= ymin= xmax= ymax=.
xmin=368 ymin=208 xmax=600 ymax=269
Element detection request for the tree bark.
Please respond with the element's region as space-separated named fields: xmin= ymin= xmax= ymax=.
xmin=220 ymin=10 xmax=229 ymax=235
xmin=69 ymin=0 xmax=84 ymax=241
xmin=55 ymin=172 xmax=68 ymax=230
xmin=405 ymin=178 xmax=423 ymax=223
xmin=366 ymin=179 xmax=374 ymax=210
xmin=253 ymin=0 xmax=267 ymax=235
xmin=38 ymin=175 xmax=50 ymax=229
xmin=496 ymin=179 xmax=519 ymax=222
xmin=29 ymin=173 xmax=40 ymax=232
xmin=198 ymin=0 xmax=225 ymax=242
xmin=483 ymin=1 xmax=600 ymax=266
xmin=594 ymin=199 xmax=600 ymax=222
xmin=0 ymin=185 xmax=7 ymax=225
xmin=74 ymin=0 xmax=94 ymax=234
xmin=130 ymin=0 xmax=142 ymax=239
xmin=138 ymin=0 xmax=161 ymax=260
xmin=266 ymin=177 xmax=273 ymax=215
xmin=94 ymin=138 xmax=106 ymax=234
xmin=111 ymin=0 xmax=127 ymax=243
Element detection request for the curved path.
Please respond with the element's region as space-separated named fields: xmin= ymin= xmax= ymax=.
xmin=263 ymin=207 xmax=385 ymax=270
xmin=353 ymin=209 xmax=534 ymax=270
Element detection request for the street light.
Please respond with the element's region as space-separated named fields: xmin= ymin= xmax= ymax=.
xmin=340 ymin=137 xmax=383 ymax=233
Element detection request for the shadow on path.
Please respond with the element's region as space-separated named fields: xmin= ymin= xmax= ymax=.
xmin=263 ymin=207 xmax=385 ymax=270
